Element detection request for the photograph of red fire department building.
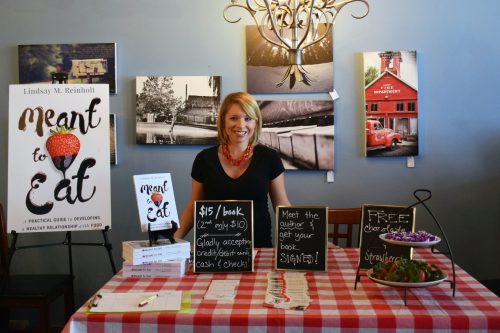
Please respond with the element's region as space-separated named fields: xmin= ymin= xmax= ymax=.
xmin=364 ymin=51 xmax=418 ymax=157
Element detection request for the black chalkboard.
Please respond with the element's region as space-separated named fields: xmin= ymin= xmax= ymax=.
xmin=275 ymin=206 xmax=327 ymax=271
xmin=193 ymin=200 xmax=253 ymax=273
xmin=358 ymin=204 xmax=415 ymax=269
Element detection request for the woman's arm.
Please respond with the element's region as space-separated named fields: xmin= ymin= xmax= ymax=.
xmin=269 ymin=173 xmax=291 ymax=210
xmin=174 ymin=179 xmax=204 ymax=239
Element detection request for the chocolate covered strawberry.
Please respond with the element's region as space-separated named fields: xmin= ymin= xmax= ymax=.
xmin=151 ymin=192 xmax=163 ymax=207
xmin=46 ymin=126 xmax=80 ymax=178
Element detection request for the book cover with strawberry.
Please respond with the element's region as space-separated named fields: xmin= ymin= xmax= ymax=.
xmin=7 ymin=84 xmax=111 ymax=233
xmin=133 ymin=173 xmax=179 ymax=232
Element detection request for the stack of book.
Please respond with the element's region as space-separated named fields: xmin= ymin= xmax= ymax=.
xmin=122 ymin=239 xmax=191 ymax=278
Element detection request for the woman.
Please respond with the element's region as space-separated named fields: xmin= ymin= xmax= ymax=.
xmin=174 ymin=92 xmax=290 ymax=247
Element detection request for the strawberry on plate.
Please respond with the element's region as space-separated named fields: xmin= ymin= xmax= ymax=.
xmin=46 ymin=126 xmax=80 ymax=178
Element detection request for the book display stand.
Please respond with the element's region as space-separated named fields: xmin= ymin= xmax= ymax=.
xmin=147 ymin=222 xmax=178 ymax=246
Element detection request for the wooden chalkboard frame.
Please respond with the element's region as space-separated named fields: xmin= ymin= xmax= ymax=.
xmin=193 ymin=200 xmax=254 ymax=273
xmin=275 ymin=206 xmax=328 ymax=272
xmin=358 ymin=204 xmax=416 ymax=270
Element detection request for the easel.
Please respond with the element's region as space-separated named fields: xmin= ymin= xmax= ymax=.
xmin=8 ymin=226 xmax=117 ymax=275
xmin=42 ymin=79 xmax=117 ymax=275
xmin=7 ymin=226 xmax=117 ymax=312
xmin=5 ymin=79 xmax=119 ymax=310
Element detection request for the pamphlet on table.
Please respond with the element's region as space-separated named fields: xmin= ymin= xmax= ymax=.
xmin=88 ymin=291 xmax=182 ymax=313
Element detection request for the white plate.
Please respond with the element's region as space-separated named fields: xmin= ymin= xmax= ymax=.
xmin=379 ymin=233 xmax=441 ymax=247
xmin=367 ymin=268 xmax=448 ymax=288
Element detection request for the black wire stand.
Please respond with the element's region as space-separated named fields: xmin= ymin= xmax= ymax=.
xmin=8 ymin=226 xmax=117 ymax=276
xmin=147 ymin=221 xmax=178 ymax=246
xmin=354 ymin=189 xmax=456 ymax=305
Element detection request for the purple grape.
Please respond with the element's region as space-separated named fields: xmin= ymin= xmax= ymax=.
xmin=384 ymin=230 xmax=437 ymax=242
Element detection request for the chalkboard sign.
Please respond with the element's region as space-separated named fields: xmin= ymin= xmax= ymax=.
xmin=275 ymin=206 xmax=327 ymax=271
xmin=193 ymin=200 xmax=253 ymax=273
xmin=358 ymin=204 xmax=415 ymax=269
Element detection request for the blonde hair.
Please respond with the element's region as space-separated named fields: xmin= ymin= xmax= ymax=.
xmin=217 ymin=92 xmax=262 ymax=146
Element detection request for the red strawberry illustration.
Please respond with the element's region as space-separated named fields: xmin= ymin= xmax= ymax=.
xmin=151 ymin=192 xmax=163 ymax=207
xmin=45 ymin=126 xmax=81 ymax=178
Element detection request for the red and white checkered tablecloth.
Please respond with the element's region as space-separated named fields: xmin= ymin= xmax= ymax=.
xmin=66 ymin=248 xmax=500 ymax=333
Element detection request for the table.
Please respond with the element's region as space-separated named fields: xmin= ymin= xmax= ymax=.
xmin=66 ymin=248 xmax=500 ymax=332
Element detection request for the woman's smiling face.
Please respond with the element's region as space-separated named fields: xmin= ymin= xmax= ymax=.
xmin=224 ymin=104 xmax=256 ymax=145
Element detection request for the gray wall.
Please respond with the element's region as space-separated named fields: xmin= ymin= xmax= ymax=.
xmin=1 ymin=0 xmax=499 ymax=312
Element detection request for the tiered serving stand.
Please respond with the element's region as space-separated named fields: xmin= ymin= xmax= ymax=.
xmin=356 ymin=189 xmax=456 ymax=305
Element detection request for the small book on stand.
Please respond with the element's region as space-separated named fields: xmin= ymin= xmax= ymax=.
xmin=133 ymin=173 xmax=179 ymax=233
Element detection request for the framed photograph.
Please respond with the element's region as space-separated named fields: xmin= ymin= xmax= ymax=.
xmin=257 ymin=100 xmax=334 ymax=170
xmin=18 ymin=43 xmax=118 ymax=94
xmin=136 ymin=76 xmax=221 ymax=145
xmin=246 ymin=25 xmax=333 ymax=94
xmin=364 ymin=50 xmax=419 ymax=157
xmin=110 ymin=114 xmax=117 ymax=165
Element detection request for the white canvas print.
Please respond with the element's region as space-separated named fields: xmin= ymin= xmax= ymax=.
xmin=18 ymin=43 xmax=118 ymax=93
xmin=258 ymin=100 xmax=334 ymax=170
xmin=110 ymin=114 xmax=117 ymax=165
xmin=246 ymin=26 xmax=333 ymax=94
xmin=7 ymin=84 xmax=111 ymax=233
xmin=363 ymin=50 xmax=419 ymax=157
xmin=136 ymin=76 xmax=221 ymax=144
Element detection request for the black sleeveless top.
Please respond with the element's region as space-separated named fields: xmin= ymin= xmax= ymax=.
xmin=191 ymin=144 xmax=285 ymax=247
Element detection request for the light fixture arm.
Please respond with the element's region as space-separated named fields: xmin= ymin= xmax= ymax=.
xmin=262 ymin=1 xmax=292 ymax=49
xmin=327 ymin=0 xmax=369 ymax=19
xmin=294 ymin=0 xmax=316 ymax=51
xmin=223 ymin=0 xmax=370 ymax=88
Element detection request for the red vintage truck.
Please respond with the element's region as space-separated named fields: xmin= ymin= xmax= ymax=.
xmin=366 ymin=118 xmax=401 ymax=151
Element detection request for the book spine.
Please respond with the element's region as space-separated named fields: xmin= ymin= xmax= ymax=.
xmin=122 ymin=272 xmax=184 ymax=278
xmin=123 ymin=254 xmax=189 ymax=265
xmin=123 ymin=242 xmax=190 ymax=256
xmin=123 ymin=250 xmax=189 ymax=261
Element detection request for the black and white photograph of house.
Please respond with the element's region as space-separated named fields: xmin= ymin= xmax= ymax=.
xmin=258 ymin=100 xmax=334 ymax=170
xmin=136 ymin=76 xmax=221 ymax=144
xmin=246 ymin=25 xmax=333 ymax=94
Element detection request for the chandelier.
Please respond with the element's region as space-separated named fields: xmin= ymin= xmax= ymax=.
xmin=223 ymin=0 xmax=369 ymax=88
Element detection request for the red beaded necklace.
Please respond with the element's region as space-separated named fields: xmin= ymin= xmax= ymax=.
xmin=221 ymin=144 xmax=254 ymax=166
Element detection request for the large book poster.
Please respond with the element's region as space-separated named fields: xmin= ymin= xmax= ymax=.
xmin=7 ymin=84 xmax=111 ymax=233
